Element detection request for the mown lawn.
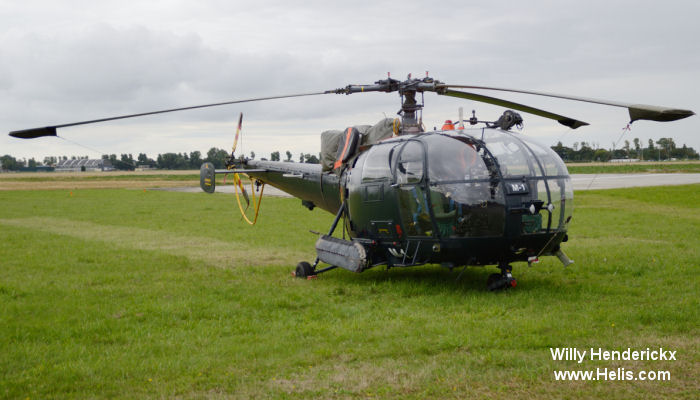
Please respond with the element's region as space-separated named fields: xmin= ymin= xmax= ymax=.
xmin=0 ymin=185 xmax=698 ymax=398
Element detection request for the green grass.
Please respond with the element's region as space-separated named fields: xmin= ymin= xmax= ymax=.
xmin=566 ymin=162 xmax=700 ymax=174
xmin=0 ymin=186 xmax=698 ymax=398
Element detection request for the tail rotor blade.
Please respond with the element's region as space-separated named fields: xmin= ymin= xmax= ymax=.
xmin=231 ymin=112 xmax=243 ymax=156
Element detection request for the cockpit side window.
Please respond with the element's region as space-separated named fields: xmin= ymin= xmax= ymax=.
xmin=391 ymin=141 xmax=434 ymax=236
xmin=394 ymin=141 xmax=425 ymax=185
xmin=361 ymin=143 xmax=399 ymax=183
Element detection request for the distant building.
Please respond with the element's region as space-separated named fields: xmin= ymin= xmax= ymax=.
xmin=55 ymin=159 xmax=114 ymax=172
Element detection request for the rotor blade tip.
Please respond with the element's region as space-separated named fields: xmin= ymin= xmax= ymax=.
xmin=629 ymin=106 xmax=696 ymax=123
xmin=559 ymin=119 xmax=590 ymax=129
xmin=9 ymin=126 xmax=58 ymax=139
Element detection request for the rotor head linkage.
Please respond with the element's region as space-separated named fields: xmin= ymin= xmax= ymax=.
xmin=327 ymin=75 xmax=444 ymax=96
xmin=328 ymin=75 xmax=445 ymax=134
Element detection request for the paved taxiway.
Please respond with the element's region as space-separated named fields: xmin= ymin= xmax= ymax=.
xmin=570 ymin=173 xmax=700 ymax=190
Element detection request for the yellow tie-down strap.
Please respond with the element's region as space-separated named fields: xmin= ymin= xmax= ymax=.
xmin=232 ymin=173 xmax=265 ymax=225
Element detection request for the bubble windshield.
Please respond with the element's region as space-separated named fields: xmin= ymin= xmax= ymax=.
xmin=395 ymin=131 xmax=573 ymax=238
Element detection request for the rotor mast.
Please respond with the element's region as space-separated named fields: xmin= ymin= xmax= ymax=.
xmin=397 ymin=75 xmax=426 ymax=133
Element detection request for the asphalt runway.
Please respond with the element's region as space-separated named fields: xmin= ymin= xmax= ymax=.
xmin=163 ymin=173 xmax=700 ymax=197
xmin=570 ymin=173 xmax=700 ymax=190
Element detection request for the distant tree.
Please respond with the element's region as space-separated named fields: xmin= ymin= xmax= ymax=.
xmin=299 ymin=153 xmax=305 ymax=163
xmin=189 ymin=151 xmax=202 ymax=168
xmin=593 ymin=149 xmax=611 ymax=162
xmin=120 ymin=154 xmax=134 ymax=166
xmin=304 ymin=154 xmax=320 ymax=164
xmin=677 ymin=144 xmax=699 ymax=159
xmin=551 ymin=142 xmax=573 ymax=161
xmin=105 ymin=154 xmax=134 ymax=170
xmin=137 ymin=153 xmax=156 ymax=168
xmin=285 ymin=151 xmax=292 ymax=161
xmin=157 ymin=153 xmax=181 ymax=170
xmin=656 ymin=138 xmax=675 ymax=160
xmin=206 ymin=147 xmax=229 ymax=169
xmin=43 ymin=156 xmax=57 ymax=166
xmin=611 ymin=149 xmax=627 ymax=159
xmin=577 ymin=142 xmax=595 ymax=162
xmin=250 ymin=151 xmax=255 ymax=160
xmin=28 ymin=158 xmax=37 ymax=168
xmin=270 ymin=151 xmax=280 ymax=161
xmin=1 ymin=155 xmax=20 ymax=171
xmin=177 ymin=153 xmax=189 ymax=169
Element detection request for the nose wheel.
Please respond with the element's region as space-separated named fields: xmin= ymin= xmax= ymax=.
xmin=487 ymin=264 xmax=516 ymax=291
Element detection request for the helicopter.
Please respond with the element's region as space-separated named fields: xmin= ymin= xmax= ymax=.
xmin=10 ymin=74 xmax=695 ymax=290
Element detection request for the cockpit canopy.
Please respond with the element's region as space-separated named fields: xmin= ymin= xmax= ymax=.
xmin=358 ymin=129 xmax=573 ymax=238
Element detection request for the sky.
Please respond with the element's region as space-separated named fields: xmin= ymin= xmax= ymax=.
xmin=1 ymin=0 xmax=698 ymax=162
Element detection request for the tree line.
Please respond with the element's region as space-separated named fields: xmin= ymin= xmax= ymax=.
xmin=551 ymin=137 xmax=698 ymax=162
xmin=1 ymin=148 xmax=322 ymax=171
xmin=3 ymin=137 xmax=697 ymax=171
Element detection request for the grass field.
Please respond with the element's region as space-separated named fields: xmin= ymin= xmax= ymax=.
xmin=0 ymin=183 xmax=698 ymax=398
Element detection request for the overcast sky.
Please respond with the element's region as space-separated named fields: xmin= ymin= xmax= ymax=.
xmin=1 ymin=0 xmax=698 ymax=162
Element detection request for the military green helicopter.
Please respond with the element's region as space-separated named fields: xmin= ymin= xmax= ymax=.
xmin=10 ymin=74 xmax=694 ymax=290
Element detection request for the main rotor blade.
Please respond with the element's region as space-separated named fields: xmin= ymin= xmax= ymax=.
xmin=9 ymin=91 xmax=329 ymax=139
xmin=439 ymin=84 xmax=695 ymax=123
xmin=440 ymin=89 xmax=589 ymax=129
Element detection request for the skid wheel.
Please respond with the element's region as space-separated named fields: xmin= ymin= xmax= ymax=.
xmin=295 ymin=261 xmax=315 ymax=278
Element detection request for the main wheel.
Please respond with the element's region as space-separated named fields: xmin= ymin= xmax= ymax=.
xmin=487 ymin=273 xmax=503 ymax=290
xmin=487 ymin=272 xmax=516 ymax=291
xmin=295 ymin=261 xmax=314 ymax=278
